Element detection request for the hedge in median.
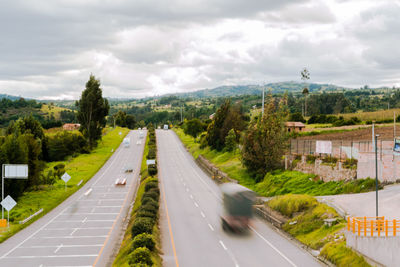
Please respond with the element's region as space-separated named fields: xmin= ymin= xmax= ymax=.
xmin=132 ymin=233 xmax=156 ymax=251
xmin=129 ymin=247 xmax=153 ymax=266
xmin=131 ymin=217 xmax=154 ymax=237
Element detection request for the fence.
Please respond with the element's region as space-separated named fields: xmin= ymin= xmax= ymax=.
xmin=290 ymin=139 xmax=395 ymax=160
xmin=347 ymin=216 xmax=400 ymax=237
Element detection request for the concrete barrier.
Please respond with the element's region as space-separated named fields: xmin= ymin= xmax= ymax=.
xmin=346 ymin=233 xmax=397 ymax=267
xmin=195 ymin=155 xmax=238 ymax=184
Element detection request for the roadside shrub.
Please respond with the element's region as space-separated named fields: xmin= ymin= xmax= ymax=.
xmin=131 ymin=217 xmax=154 ymax=237
xmin=148 ymin=187 xmax=160 ymax=196
xmin=343 ymin=158 xmax=357 ymax=169
xmin=128 ymin=247 xmax=153 ymax=266
xmin=148 ymin=164 xmax=158 ymax=176
xmin=145 ymin=181 xmax=158 ymax=192
xmin=132 ymin=233 xmax=155 ymax=251
xmin=141 ymin=197 xmax=158 ymax=206
xmin=142 ymin=191 xmax=159 ymax=201
xmin=147 ymin=149 xmax=156 ymax=160
xmin=140 ymin=203 xmax=158 ymax=215
xmin=306 ymin=155 xmax=317 ymax=164
xmin=136 ymin=210 xmax=157 ymax=220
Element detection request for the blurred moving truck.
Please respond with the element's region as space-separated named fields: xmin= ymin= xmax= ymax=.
xmin=220 ymin=183 xmax=256 ymax=232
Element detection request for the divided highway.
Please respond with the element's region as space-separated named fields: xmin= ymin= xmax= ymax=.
xmin=0 ymin=130 xmax=146 ymax=267
xmin=158 ymin=129 xmax=322 ymax=267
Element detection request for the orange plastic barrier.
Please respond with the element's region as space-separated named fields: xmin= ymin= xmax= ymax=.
xmin=0 ymin=219 xmax=6 ymax=227
xmin=347 ymin=216 xmax=399 ymax=237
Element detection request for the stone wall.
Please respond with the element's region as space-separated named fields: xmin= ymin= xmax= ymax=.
xmin=195 ymin=155 xmax=238 ymax=184
xmin=293 ymin=155 xmax=357 ymax=182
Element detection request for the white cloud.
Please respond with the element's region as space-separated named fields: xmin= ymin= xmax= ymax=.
xmin=0 ymin=0 xmax=397 ymax=98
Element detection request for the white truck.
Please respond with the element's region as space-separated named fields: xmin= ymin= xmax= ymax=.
xmin=163 ymin=124 xmax=169 ymax=130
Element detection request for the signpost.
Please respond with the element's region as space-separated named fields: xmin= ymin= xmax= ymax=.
xmin=1 ymin=195 xmax=16 ymax=227
xmin=2 ymin=164 xmax=28 ymax=219
xmin=146 ymin=160 xmax=156 ymax=165
xmin=61 ymin=172 xmax=71 ymax=191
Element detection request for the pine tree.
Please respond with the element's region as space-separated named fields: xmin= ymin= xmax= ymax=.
xmin=76 ymin=75 xmax=109 ymax=148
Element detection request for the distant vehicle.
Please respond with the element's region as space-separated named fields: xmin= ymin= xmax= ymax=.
xmin=220 ymin=183 xmax=256 ymax=232
xmin=115 ymin=178 xmax=127 ymax=186
xmin=123 ymin=137 xmax=130 ymax=147
xmin=139 ymin=131 xmax=144 ymax=139
xmin=163 ymin=124 xmax=168 ymax=130
xmin=138 ymin=127 xmax=142 ymax=130
xmin=143 ymin=127 xmax=147 ymax=130
xmin=124 ymin=165 xmax=133 ymax=173
xmin=136 ymin=140 xmax=142 ymax=145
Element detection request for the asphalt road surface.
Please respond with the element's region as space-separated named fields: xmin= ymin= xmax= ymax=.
xmin=0 ymin=130 xmax=146 ymax=267
xmin=319 ymin=183 xmax=400 ymax=219
xmin=157 ymin=130 xmax=322 ymax=267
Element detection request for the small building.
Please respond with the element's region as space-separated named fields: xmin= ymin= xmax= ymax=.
xmin=63 ymin=123 xmax=80 ymax=131
xmin=285 ymin=122 xmax=305 ymax=133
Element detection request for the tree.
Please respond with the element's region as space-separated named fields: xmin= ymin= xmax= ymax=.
xmin=224 ymin=129 xmax=237 ymax=152
xmin=241 ymin=96 xmax=289 ymax=181
xmin=114 ymin=110 xmax=127 ymax=127
xmin=206 ymin=99 xmax=245 ymax=150
xmin=289 ymin=112 xmax=306 ymax=123
xmin=183 ymin=119 xmax=205 ymax=138
xmin=301 ymin=68 xmax=310 ymax=116
xmin=76 ymin=75 xmax=109 ymax=148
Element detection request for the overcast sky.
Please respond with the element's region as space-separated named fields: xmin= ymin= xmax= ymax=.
xmin=0 ymin=0 xmax=398 ymax=99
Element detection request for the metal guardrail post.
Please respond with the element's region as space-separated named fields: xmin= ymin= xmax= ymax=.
xmin=371 ymin=220 xmax=374 ymax=236
xmin=385 ymin=220 xmax=388 ymax=236
xmin=364 ymin=217 xmax=367 ymax=236
xmin=394 ymin=219 xmax=397 ymax=236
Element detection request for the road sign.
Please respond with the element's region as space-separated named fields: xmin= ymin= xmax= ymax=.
xmin=3 ymin=164 xmax=28 ymax=179
xmin=1 ymin=195 xmax=16 ymax=211
xmin=61 ymin=172 xmax=71 ymax=183
xmin=146 ymin=159 xmax=156 ymax=165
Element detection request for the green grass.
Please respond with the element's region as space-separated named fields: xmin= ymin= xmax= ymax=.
xmin=174 ymin=128 xmax=376 ymax=197
xmin=320 ymin=241 xmax=371 ymax=267
xmin=0 ymin=127 xmax=129 ymax=243
xmin=113 ymin=131 xmax=162 ymax=267
xmin=268 ymin=194 xmax=345 ymax=250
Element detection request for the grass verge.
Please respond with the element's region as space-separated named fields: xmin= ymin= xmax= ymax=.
xmin=267 ymin=194 xmax=371 ymax=266
xmin=113 ymin=131 xmax=162 ymax=267
xmin=174 ymin=128 xmax=375 ymax=196
xmin=0 ymin=127 xmax=129 ymax=243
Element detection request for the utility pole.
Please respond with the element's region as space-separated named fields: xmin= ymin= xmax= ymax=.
xmin=395 ymin=111 xmax=397 ymax=140
xmin=180 ymin=104 xmax=183 ymax=122
xmin=375 ymin=134 xmax=379 ymax=217
xmin=262 ymin=87 xmax=265 ymax=117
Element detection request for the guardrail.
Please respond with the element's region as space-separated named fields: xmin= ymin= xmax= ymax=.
xmin=347 ymin=216 xmax=400 ymax=237
xmin=19 ymin=208 xmax=43 ymax=224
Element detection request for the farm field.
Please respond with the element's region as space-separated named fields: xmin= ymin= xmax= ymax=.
xmin=298 ymin=125 xmax=397 ymax=140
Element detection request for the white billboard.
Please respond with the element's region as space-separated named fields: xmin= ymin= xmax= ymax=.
xmin=316 ymin=141 xmax=332 ymax=154
xmin=3 ymin=164 xmax=28 ymax=179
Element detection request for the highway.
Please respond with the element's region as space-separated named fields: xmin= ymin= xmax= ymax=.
xmin=0 ymin=130 xmax=146 ymax=267
xmin=157 ymin=129 xmax=322 ymax=267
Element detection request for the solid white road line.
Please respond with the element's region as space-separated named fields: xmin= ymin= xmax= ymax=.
xmin=4 ymin=255 xmax=98 ymax=259
xmin=249 ymin=226 xmax=297 ymax=267
xmin=20 ymin=244 xmax=103 ymax=249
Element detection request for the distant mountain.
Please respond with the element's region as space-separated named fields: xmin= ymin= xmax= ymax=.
xmin=174 ymin=82 xmax=350 ymax=98
xmin=0 ymin=94 xmax=26 ymax=101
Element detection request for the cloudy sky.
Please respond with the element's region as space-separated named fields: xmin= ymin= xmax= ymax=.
xmin=0 ymin=0 xmax=398 ymax=99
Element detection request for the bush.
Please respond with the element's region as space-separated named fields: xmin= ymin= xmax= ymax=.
xmin=147 ymin=149 xmax=156 ymax=160
xmin=148 ymin=187 xmax=160 ymax=196
xmin=141 ymin=197 xmax=158 ymax=206
xmin=140 ymin=203 xmax=158 ymax=215
xmin=142 ymin=191 xmax=159 ymax=201
xmin=128 ymin=247 xmax=153 ymax=266
xmin=136 ymin=210 xmax=157 ymax=220
xmin=145 ymin=181 xmax=158 ymax=192
xmin=268 ymin=194 xmax=318 ymax=217
xmin=148 ymin=164 xmax=158 ymax=176
xmin=131 ymin=217 xmax=154 ymax=237
xmin=132 ymin=233 xmax=155 ymax=251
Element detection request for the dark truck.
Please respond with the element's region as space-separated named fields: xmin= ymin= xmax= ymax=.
xmin=220 ymin=183 xmax=256 ymax=232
